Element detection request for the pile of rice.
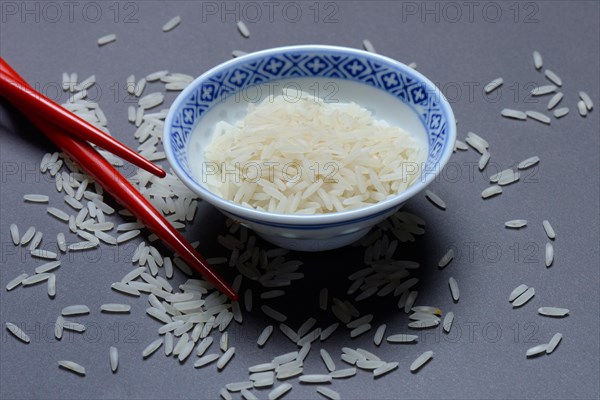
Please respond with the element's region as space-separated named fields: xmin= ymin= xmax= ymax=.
xmin=202 ymin=92 xmax=426 ymax=214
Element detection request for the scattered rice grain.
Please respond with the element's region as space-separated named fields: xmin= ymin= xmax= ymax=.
xmin=410 ymin=351 xmax=433 ymax=372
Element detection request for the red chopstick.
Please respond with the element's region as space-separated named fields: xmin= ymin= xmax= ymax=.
xmin=0 ymin=57 xmax=166 ymax=178
xmin=1 ymin=61 xmax=238 ymax=301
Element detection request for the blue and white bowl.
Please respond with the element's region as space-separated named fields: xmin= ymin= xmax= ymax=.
xmin=164 ymin=45 xmax=456 ymax=251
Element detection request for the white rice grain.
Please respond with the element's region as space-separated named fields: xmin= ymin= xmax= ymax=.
xmin=162 ymin=16 xmax=181 ymax=32
xmin=24 ymin=194 xmax=49 ymax=203
xmin=58 ymin=360 xmax=86 ymax=375
xmin=48 ymin=274 xmax=56 ymax=297
xmin=544 ymin=69 xmax=562 ymax=86
xmin=232 ymin=50 xmax=247 ymax=58
xmin=448 ymin=277 xmax=460 ymax=302
xmin=505 ymin=219 xmax=527 ymax=229
xmin=47 ymin=207 xmax=69 ymax=221
xmin=577 ymin=100 xmax=588 ymax=117
xmin=127 ymin=105 xmax=136 ymax=123
xmin=509 ymin=284 xmax=529 ymax=302
xmin=526 ymin=111 xmax=551 ymax=124
xmin=22 ymin=273 xmax=51 ymax=286
xmin=194 ymin=354 xmax=220 ymax=368
xmin=146 ymin=70 xmax=169 ymax=82
xmin=479 ymin=152 xmax=491 ymax=171
xmin=316 ymin=386 xmax=341 ymax=400
xmin=373 ymin=324 xmax=386 ymax=346
xmin=75 ymin=75 xmax=96 ymax=91
xmin=217 ymin=347 xmax=235 ymax=370
xmin=531 ymin=85 xmax=557 ymax=96
xmin=350 ymin=323 xmax=371 ymax=338
xmin=6 ymin=273 xmax=28 ymax=291
xmin=438 ymin=248 xmax=454 ymax=268
xmin=526 ymin=344 xmax=548 ymax=357
xmin=497 ymin=171 xmax=520 ymax=186
xmin=139 ymin=93 xmax=164 ymax=110
xmin=518 ymin=156 xmax=540 ymax=170
xmin=546 ymin=333 xmax=562 ymax=354
xmin=320 ymin=323 xmax=339 ymax=341
xmin=249 ymin=362 xmax=276 ymax=373
xmin=410 ymin=351 xmax=433 ymax=372
xmin=178 ymin=340 xmax=195 ymax=362
xmin=545 ymin=242 xmax=554 ymax=267
xmin=68 ymin=241 xmax=97 ymax=251
xmin=110 ymin=347 xmax=118 ymax=372
xmin=481 ymin=185 xmax=502 ymax=199
xmin=443 ymin=312 xmax=454 ymax=333
xmin=538 ymin=307 xmax=569 ymax=317
xmin=347 ymin=315 xmax=373 ymax=329
xmin=226 ymin=381 xmax=253 ymax=392
xmin=299 ymin=374 xmax=332 ymax=383
xmin=466 ymin=131 xmax=489 ymax=151
xmin=142 ymin=338 xmax=163 ymax=358
xmin=320 ymin=349 xmax=336 ymax=372
xmin=95 ymin=230 xmax=117 ymax=245
xmin=404 ymin=291 xmax=418 ymax=313
xmin=134 ymin=78 xmax=146 ymax=97
xmin=501 ymin=109 xmax=527 ymax=120
xmin=64 ymin=195 xmax=83 ymax=210
xmin=273 ymin=351 xmax=298 ymax=365
xmin=512 ymin=287 xmax=535 ymax=307
xmin=237 ymin=21 xmax=250 ymax=38
xmin=547 ymin=92 xmax=564 ymax=110
xmin=409 ymin=312 xmax=440 ymax=322
xmin=425 ymin=190 xmax=446 ymax=210
xmin=62 ymin=305 xmax=90 ymax=316
xmin=111 ymin=282 xmax=140 ymax=296
xmin=386 ymin=334 xmax=418 ymax=343
xmin=27 ymin=231 xmax=43 ymax=251
xmin=35 ymin=260 xmax=61 ymax=274
xmin=220 ymin=388 xmax=233 ymax=400
xmin=196 ymin=337 xmax=214 ymax=357
xmin=533 ymin=51 xmax=543 ymax=70
xmin=9 ymin=224 xmax=19 ymax=245
xmin=97 ymin=34 xmax=116 ymax=46
xmin=319 ymin=288 xmax=328 ymax=311
xmin=101 ymin=304 xmax=131 ymax=313
xmin=484 ymin=77 xmax=503 ymax=93
xmin=408 ymin=319 xmax=439 ymax=329
xmin=261 ymin=305 xmax=287 ymax=322
xmin=63 ymin=321 xmax=86 ymax=332
xmin=20 ymin=226 xmax=35 ymax=245
xmin=553 ymin=107 xmax=569 ymax=118
xmin=219 ymin=332 xmax=229 ymax=352
xmin=373 ymin=362 xmax=398 ymax=378
xmin=356 ymin=359 xmax=385 ymax=370
xmin=55 ymin=316 xmax=64 ymax=339
xmin=542 ymin=220 xmax=556 ymax=240
xmin=6 ymin=322 xmax=30 ymax=343
xmin=330 ymin=367 xmax=356 ymax=378
xmin=117 ymin=230 xmax=141 ymax=244
xmin=268 ymin=383 xmax=292 ymax=400
xmin=298 ymin=317 xmax=317 ymax=338
xmin=579 ymin=91 xmax=593 ymax=110
xmin=454 ymin=140 xmax=468 ymax=151
xmin=362 ymin=39 xmax=376 ymax=53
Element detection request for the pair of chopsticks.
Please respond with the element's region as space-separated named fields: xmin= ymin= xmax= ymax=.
xmin=0 ymin=57 xmax=238 ymax=301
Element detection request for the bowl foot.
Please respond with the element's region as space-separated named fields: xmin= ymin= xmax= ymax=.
xmin=256 ymin=227 xmax=371 ymax=252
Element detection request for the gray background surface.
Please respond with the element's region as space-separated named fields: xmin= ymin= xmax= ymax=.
xmin=1 ymin=1 xmax=599 ymax=399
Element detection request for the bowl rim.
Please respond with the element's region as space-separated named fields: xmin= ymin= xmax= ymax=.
xmin=164 ymin=44 xmax=456 ymax=226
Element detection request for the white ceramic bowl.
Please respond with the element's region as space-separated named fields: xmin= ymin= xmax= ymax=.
xmin=164 ymin=45 xmax=456 ymax=251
